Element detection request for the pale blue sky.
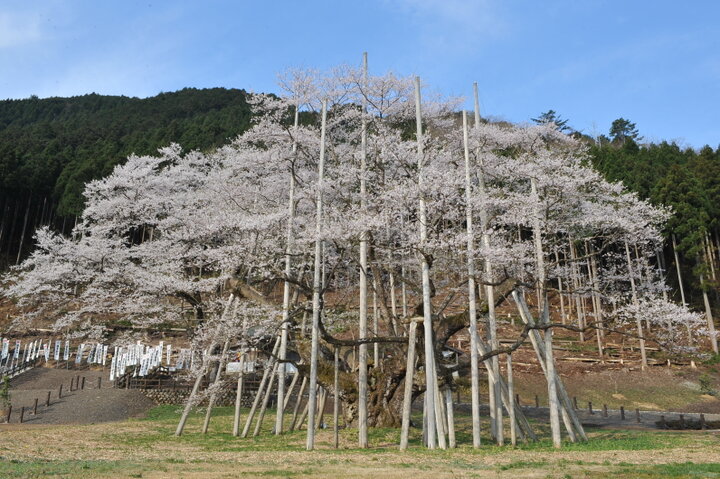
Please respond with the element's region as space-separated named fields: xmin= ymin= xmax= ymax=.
xmin=1 ymin=1 xmax=718 ymax=147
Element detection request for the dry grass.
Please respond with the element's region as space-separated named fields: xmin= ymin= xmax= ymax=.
xmin=1 ymin=406 xmax=720 ymax=478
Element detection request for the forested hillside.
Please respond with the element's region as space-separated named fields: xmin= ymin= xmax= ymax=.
xmin=0 ymin=88 xmax=254 ymax=268
xmin=589 ymin=136 xmax=720 ymax=310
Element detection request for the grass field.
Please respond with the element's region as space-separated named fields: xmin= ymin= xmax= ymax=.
xmin=1 ymin=405 xmax=719 ymax=478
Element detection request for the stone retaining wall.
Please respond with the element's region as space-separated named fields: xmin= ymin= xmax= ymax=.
xmin=142 ymin=386 xmax=258 ymax=407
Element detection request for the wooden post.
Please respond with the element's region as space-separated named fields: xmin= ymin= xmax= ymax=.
xmin=284 ymin=371 xmax=300 ymax=411
xmin=700 ymin=413 xmax=706 ymax=430
xmin=461 ymin=108 xmax=482 ymax=448
xmin=289 ymin=376 xmax=307 ymax=432
xmin=603 ymin=404 xmax=608 ymax=417
xmin=306 ymin=99 xmax=328 ymax=452
xmin=46 ymin=391 xmax=51 ymax=407
xmin=81 ymin=377 xmax=85 ymax=390
xmin=679 ymin=414 xmax=685 ymax=429
xmin=535 ymin=395 xmax=539 ymax=408
xmin=635 ymin=408 xmax=640 ymax=423
xmin=507 ymin=354 xmax=517 ymax=446
xmin=415 ymin=76 xmax=438 ymax=449
xmin=620 ymin=406 xmax=625 ymax=420
xmin=33 ymin=398 xmax=38 ymax=415
xmin=358 ymin=51 xmax=370 ymax=450
xmin=175 ymin=342 xmax=217 ymax=436
xmin=399 ymin=320 xmax=419 ymax=450
xmin=253 ymin=362 xmax=280 ymax=436
xmin=97 ymin=377 xmax=101 ymax=389
xmin=444 ymin=388 xmax=456 ymax=448
xmin=19 ymin=406 xmax=24 ymax=423
xmin=232 ymin=353 xmax=246 ymax=437
xmin=5 ymin=405 xmax=11 ymax=423
xmin=58 ymin=384 xmax=63 ymax=399
xmin=588 ymin=401 xmax=593 ymax=414
xmin=202 ymin=338 xmax=232 ymax=435
xmin=334 ymin=347 xmax=340 ymax=449
xmin=243 ymin=338 xmax=280 ymax=437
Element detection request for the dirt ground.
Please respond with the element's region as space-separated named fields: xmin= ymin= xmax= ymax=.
xmin=6 ymin=367 xmax=155 ymax=424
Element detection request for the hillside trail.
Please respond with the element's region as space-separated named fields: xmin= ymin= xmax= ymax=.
xmin=4 ymin=367 xmax=155 ymax=425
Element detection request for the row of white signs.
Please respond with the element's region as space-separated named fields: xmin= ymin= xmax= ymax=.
xmin=0 ymin=337 xmax=192 ymax=379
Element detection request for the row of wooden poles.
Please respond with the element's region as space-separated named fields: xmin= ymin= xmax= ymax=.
xmin=3 ymin=375 xmax=101 ymax=423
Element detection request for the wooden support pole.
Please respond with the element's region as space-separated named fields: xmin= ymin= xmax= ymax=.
xmin=46 ymin=391 xmax=51 ymax=407
xmin=19 ymin=406 xmax=24 ymax=423
xmin=399 ymin=320 xmax=419 ymax=450
xmin=284 ymin=371 xmax=300 ymax=411
xmin=588 ymin=402 xmax=593 ymax=415
xmin=242 ymin=338 xmax=280 ymax=438
xmin=462 ymin=108 xmax=482 ymax=448
xmin=620 ymin=406 xmax=625 ymax=420
xmin=306 ymin=99 xmax=328 ymax=452
xmin=603 ymin=404 xmax=608 ymax=417
xmin=334 ymin=347 xmax=340 ymax=449
xmin=175 ymin=342 xmax=217 ymax=436
xmin=253 ymin=361 xmax=280 ymax=437
xmin=507 ymin=354 xmax=517 ymax=446
xmin=33 ymin=398 xmax=38 ymax=415
xmin=203 ymin=339 xmax=231 ymax=435
xmin=415 ymin=76 xmax=438 ymax=449
xmin=5 ymin=405 xmax=10 ymax=423
xmin=635 ymin=408 xmax=640 ymax=423
xmin=58 ymin=384 xmax=63 ymax=399
xmin=81 ymin=377 xmax=85 ymax=390
xmin=97 ymin=377 xmax=101 ymax=389
xmin=444 ymin=388 xmax=456 ymax=448
xmin=289 ymin=376 xmax=307 ymax=432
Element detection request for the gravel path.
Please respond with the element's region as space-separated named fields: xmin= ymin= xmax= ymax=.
xmin=5 ymin=367 xmax=155 ymax=424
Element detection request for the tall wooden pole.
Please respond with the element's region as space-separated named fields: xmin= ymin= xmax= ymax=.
xmin=415 ymin=77 xmax=437 ymax=449
xmin=473 ymin=83 xmax=502 ymax=444
xmin=275 ymin=102 xmax=300 ymax=435
xmin=530 ymin=178 xmax=561 ymax=448
xmin=358 ymin=51 xmax=370 ymax=449
xmin=306 ymin=99 xmax=328 ymax=451
xmin=461 ymin=110 xmax=481 ymax=447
